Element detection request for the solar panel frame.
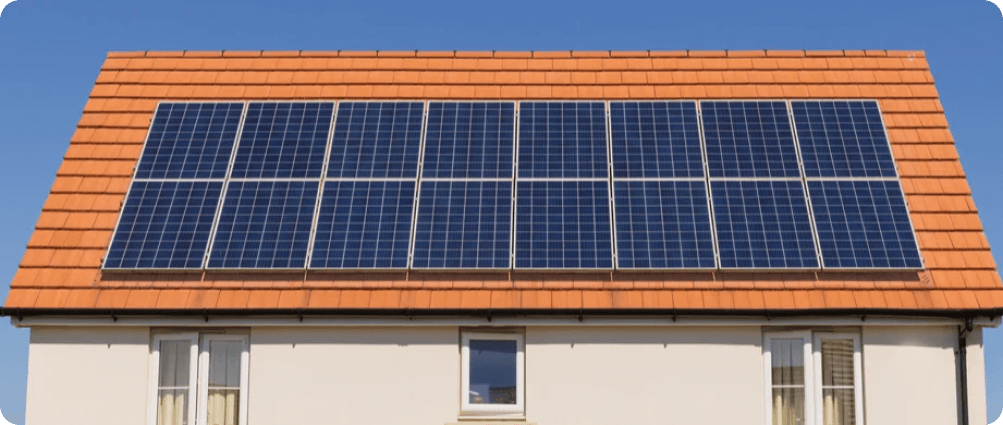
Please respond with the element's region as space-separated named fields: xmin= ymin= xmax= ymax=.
xmin=207 ymin=179 xmax=320 ymax=268
xmin=609 ymin=101 xmax=705 ymax=179
xmin=709 ymin=179 xmax=821 ymax=270
xmin=789 ymin=98 xmax=924 ymax=271
xmin=516 ymin=100 xmax=610 ymax=179
xmin=805 ymin=179 xmax=924 ymax=270
xmin=102 ymin=101 xmax=251 ymax=271
xmin=133 ymin=101 xmax=247 ymax=180
xmin=421 ymin=101 xmax=518 ymax=179
xmin=700 ymin=100 xmax=802 ymax=179
xmin=229 ymin=101 xmax=336 ymax=179
xmin=410 ymin=101 xmax=516 ymax=270
xmin=513 ymin=180 xmax=616 ymax=270
xmin=103 ymin=180 xmax=226 ymax=270
xmin=789 ymin=99 xmax=898 ymax=178
xmin=326 ymin=100 xmax=426 ymax=179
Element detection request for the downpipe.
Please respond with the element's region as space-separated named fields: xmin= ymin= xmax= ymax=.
xmin=959 ymin=318 xmax=973 ymax=425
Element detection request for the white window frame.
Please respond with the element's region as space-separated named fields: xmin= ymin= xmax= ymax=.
xmin=197 ymin=334 xmax=251 ymax=425
xmin=762 ymin=331 xmax=863 ymax=425
xmin=148 ymin=333 xmax=199 ymax=425
xmin=813 ymin=332 xmax=864 ymax=425
xmin=460 ymin=331 xmax=525 ymax=418
xmin=148 ymin=333 xmax=249 ymax=425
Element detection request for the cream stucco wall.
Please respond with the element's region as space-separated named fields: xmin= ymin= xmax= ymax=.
xmin=862 ymin=325 xmax=961 ymax=425
xmin=247 ymin=327 xmax=460 ymax=425
xmin=525 ymin=326 xmax=764 ymax=425
xmin=22 ymin=323 xmax=988 ymax=425
xmin=25 ymin=326 xmax=150 ymax=425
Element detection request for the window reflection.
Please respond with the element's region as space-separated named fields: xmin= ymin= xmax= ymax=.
xmin=469 ymin=340 xmax=517 ymax=405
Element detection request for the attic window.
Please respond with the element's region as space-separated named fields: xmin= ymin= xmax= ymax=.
xmin=460 ymin=330 xmax=525 ymax=418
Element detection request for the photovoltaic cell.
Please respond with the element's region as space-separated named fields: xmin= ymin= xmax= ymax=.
xmin=701 ymin=101 xmax=801 ymax=178
xmin=518 ymin=102 xmax=609 ymax=178
xmin=514 ymin=181 xmax=613 ymax=269
xmin=711 ymin=180 xmax=819 ymax=269
xmin=207 ymin=181 xmax=319 ymax=269
xmin=327 ymin=101 xmax=425 ymax=178
xmin=610 ymin=101 xmax=704 ymax=178
xmin=791 ymin=100 xmax=897 ymax=178
xmin=412 ymin=181 xmax=512 ymax=268
xmin=310 ymin=181 xmax=416 ymax=269
xmin=422 ymin=102 xmax=516 ymax=179
xmin=613 ymin=181 xmax=716 ymax=269
xmin=808 ymin=180 xmax=922 ymax=268
xmin=135 ymin=103 xmax=244 ymax=179
xmin=105 ymin=181 xmax=223 ymax=269
xmin=230 ymin=102 xmax=335 ymax=179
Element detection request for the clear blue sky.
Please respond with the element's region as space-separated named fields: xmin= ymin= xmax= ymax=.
xmin=0 ymin=0 xmax=1000 ymax=423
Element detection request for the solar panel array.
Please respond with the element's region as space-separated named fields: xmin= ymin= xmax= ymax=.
xmin=105 ymin=100 xmax=922 ymax=271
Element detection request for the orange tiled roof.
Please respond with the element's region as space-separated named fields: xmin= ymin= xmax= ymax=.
xmin=3 ymin=49 xmax=1002 ymax=314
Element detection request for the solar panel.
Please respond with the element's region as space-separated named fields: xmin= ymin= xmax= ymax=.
xmin=412 ymin=181 xmax=512 ymax=269
xmin=327 ymin=101 xmax=425 ymax=178
xmin=105 ymin=181 xmax=223 ymax=269
xmin=422 ymin=102 xmax=516 ymax=179
xmin=701 ymin=101 xmax=801 ymax=178
xmin=230 ymin=102 xmax=335 ymax=179
xmin=807 ymin=180 xmax=922 ymax=268
xmin=135 ymin=103 xmax=244 ymax=179
xmin=514 ymin=181 xmax=613 ymax=269
xmin=207 ymin=181 xmax=319 ymax=269
xmin=517 ymin=102 xmax=609 ymax=178
xmin=310 ymin=181 xmax=416 ymax=269
xmin=613 ymin=181 xmax=716 ymax=269
xmin=610 ymin=101 xmax=704 ymax=178
xmin=711 ymin=180 xmax=819 ymax=269
xmin=791 ymin=100 xmax=897 ymax=178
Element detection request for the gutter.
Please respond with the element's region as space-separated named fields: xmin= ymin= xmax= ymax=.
xmin=959 ymin=318 xmax=974 ymax=425
xmin=3 ymin=306 xmax=1003 ymax=319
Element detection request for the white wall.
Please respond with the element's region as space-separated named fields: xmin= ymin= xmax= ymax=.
xmin=863 ymin=326 xmax=959 ymax=425
xmin=248 ymin=327 xmax=460 ymax=425
xmin=25 ymin=326 xmax=150 ymax=425
xmin=967 ymin=327 xmax=988 ymax=425
xmin=525 ymin=326 xmax=764 ymax=425
xmin=22 ymin=323 xmax=983 ymax=425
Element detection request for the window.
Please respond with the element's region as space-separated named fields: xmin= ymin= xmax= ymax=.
xmin=148 ymin=333 xmax=249 ymax=425
xmin=764 ymin=332 xmax=863 ymax=425
xmin=461 ymin=331 xmax=525 ymax=417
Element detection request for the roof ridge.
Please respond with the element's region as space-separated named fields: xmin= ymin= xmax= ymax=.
xmin=104 ymin=49 xmax=926 ymax=60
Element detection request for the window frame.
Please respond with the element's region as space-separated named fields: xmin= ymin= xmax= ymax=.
xmin=197 ymin=334 xmax=251 ymax=425
xmin=812 ymin=332 xmax=864 ymax=425
xmin=460 ymin=330 xmax=526 ymax=418
xmin=147 ymin=333 xmax=199 ymax=425
xmin=148 ymin=332 xmax=250 ymax=425
xmin=762 ymin=331 xmax=864 ymax=425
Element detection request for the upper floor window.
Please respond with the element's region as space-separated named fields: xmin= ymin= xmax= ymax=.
xmin=461 ymin=330 xmax=525 ymax=418
xmin=764 ymin=331 xmax=862 ymax=425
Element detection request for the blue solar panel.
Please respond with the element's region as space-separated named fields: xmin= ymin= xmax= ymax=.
xmin=514 ymin=181 xmax=613 ymax=268
xmin=422 ymin=102 xmax=516 ymax=179
xmin=711 ymin=180 xmax=819 ymax=269
xmin=310 ymin=181 xmax=416 ymax=269
xmin=327 ymin=102 xmax=425 ymax=178
xmin=230 ymin=102 xmax=335 ymax=179
xmin=808 ymin=180 xmax=922 ymax=268
xmin=105 ymin=181 xmax=222 ymax=269
xmin=610 ymin=101 xmax=704 ymax=178
xmin=613 ymin=181 xmax=716 ymax=269
xmin=701 ymin=101 xmax=801 ymax=178
xmin=518 ymin=102 xmax=609 ymax=178
xmin=207 ymin=181 xmax=319 ymax=269
xmin=135 ymin=103 xmax=244 ymax=179
xmin=791 ymin=100 xmax=897 ymax=178
xmin=412 ymin=181 xmax=512 ymax=269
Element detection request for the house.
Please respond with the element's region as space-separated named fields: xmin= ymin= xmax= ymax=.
xmin=2 ymin=49 xmax=1001 ymax=425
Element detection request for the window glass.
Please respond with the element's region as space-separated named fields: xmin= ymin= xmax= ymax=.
xmin=820 ymin=339 xmax=856 ymax=425
xmin=157 ymin=340 xmax=190 ymax=425
xmin=771 ymin=338 xmax=805 ymax=425
xmin=207 ymin=341 xmax=242 ymax=425
xmin=469 ymin=339 xmax=517 ymax=405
